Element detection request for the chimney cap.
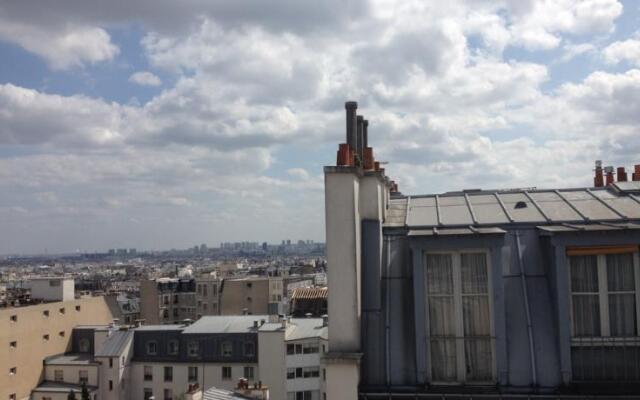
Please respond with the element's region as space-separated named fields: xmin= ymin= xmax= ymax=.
xmin=345 ymin=101 xmax=358 ymax=110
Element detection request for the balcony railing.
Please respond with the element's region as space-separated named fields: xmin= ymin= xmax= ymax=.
xmin=571 ymin=337 xmax=640 ymax=381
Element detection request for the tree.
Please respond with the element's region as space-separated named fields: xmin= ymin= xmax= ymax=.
xmin=67 ymin=390 xmax=77 ymax=400
xmin=81 ymin=381 xmax=90 ymax=400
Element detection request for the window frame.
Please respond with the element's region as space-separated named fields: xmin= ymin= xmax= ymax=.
xmin=424 ymin=249 xmax=496 ymax=384
xmin=568 ymin=251 xmax=640 ymax=340
xmin=222 ymin=366 xmax=232 ymax=380
xmin=146 ymin=341 xmax=158 ymax=355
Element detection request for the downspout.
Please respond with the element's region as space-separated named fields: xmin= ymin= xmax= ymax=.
xmin=515 ymin=230 xmax=537 ymax=388
xmin=385 ymin=236 xmax=391 ymax=387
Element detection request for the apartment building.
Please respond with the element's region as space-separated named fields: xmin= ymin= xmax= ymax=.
xmin=285 ymin=318 xmax=328 ymax=400
xmin=195 ymin=275 xmax=221 ymax=318
xmin=140 ymin=278 xmax=196 ymax=324
xmin=322 ymin=101 xmax=640 ymax=399
xmin=219 ymin=276 xmax=284 ymax=316
xmin=0 ymin=295 xmax=115 ymax=400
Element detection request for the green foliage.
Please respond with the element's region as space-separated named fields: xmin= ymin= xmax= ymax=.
xmin=67 ymin=390 xmax=77 ymax=400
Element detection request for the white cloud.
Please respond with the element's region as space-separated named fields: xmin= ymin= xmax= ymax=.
xmin=0 ymin=20 xmax=118 ymax=69
xmin=603 ymin=38 xmax=640 ymax=66
xmin=129 ymin=71 xmax=162 ymax=86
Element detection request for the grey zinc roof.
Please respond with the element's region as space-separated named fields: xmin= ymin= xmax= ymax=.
xmin=388 ymin=186 xmax=640 ymax=229
xmin=203 ymin=388 xmax=251 ymax=400
xmin=286 ymin=318 xmax=328 ymax=341
xmin=44 ymin=353 xmax=97 ymax=365
xmin=95 ymin=330 xmax=133 ymax=357
xmin=182 ymin=315 xmax=269 ymax=334
xmin=135 ymin=324 xmax=185 ymax=331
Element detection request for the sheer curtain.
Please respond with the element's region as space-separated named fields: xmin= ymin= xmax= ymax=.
xmin=461 ymin=253 xmax=492 ymax=381
xmin=426 ymin=254 xmax=456 ymax=381
xmin=607 ymin=253 xmax=636 ymax=337
xmin=570 ymin=255 xmax=601 ymax=337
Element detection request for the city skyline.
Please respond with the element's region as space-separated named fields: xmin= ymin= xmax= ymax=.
xmin=2 ymin=1 xmax=640 ymax=253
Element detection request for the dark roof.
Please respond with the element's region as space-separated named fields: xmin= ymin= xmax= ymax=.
xmin=95 ymin=330 xmax=133 ymax=357
xmin=386 ymin=186 xmax=640 ymax=230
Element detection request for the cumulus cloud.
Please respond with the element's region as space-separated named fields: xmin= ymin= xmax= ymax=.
xmin=603 ymin=38 xmax=640 ymax=66
xmin=129 ymin=71 xmax=162 ymax=86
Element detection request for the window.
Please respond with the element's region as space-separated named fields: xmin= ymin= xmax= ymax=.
xmin=244 ymin=341 xmax=255 ymax=356
xmin=9 ymin=394 xmax=16 ymax=400
xmin=168 ymin=340 xmax=179 ymax=355
xmin=287 ymin=343 xmax=295 ymax=355
xmin=164 ymin=388 xmax=173 ymax=400
xmin=43 ymin=334 xmax=50 ymax=341
xmin=75 ymin=305 xmax=81 ymax=312
xmin=164 ymin=366 xmax=173 ymax=382
xmin=188 ymin=341 xmax=199 ymax=357
xmin=144 ymin=365 xmax=153 ymax=381
xmin=569 ymin=252 xmax=640 ymax=381
xmin=109 ymin=380 xmax=113 ymax=391
xmin=188 ymin=366 xmax=198 ymax=382
xmin=222 ymin=366 xmax=232 ymax=380
xmin=146 ymin=341 xmax=157 ymax=355
xmin=295 ymin=344 xmax=302 ymax=354
xmin=43 ymin=310 xmax=50 ymax=317
xmin=59 ymin=307 xmax=65 ymax=314
xmin=303 ymin=343 xmax=319 ymax=354
xmin=10 ymin=315 xmax=16 ymax=322
xmin=303 ymin=367 xmax=320 ymax=378
xmin=197 ymin=284 xmax=202 ymax=295
xmin=173 ymin=294 xmax=179 ymax=304
xmin=323 ymin=368 xmax=326 ymax=381
xmin=50 ymin=279 xmax=61 ymax=287
xmin=296 ymin=368 xmax=302 ymax=378
xmin=287 ymin=368 xmax=295 ymax=379
xmin=9 ymin=367 xmax=16 ymax=375
xmin=9 ymin=341 xmax=16 ymax=349
xmin=59 ymin=331 xmax=65 ymax=337
xmin=79 ymin=338 xmax=90 ymax=352
xmin=54 ymin=370 xmax=63 ymax=382
xmin=203 ymin=285 xmax=208 ymax=297
xmin=163 ymin=295 xmax=169 ymax=305
xmin=221 ymin=341 xmax=233 ymax=357
xmin=109 ymin=358 xmax=113 ymax=368
xmin=173 ymin=308 xmax=179 ymax=317
xmin=292 ymin=391 xmax=312 ymax=400
xmin=426 ymin=251 xmax=493 ymax=383
xmin=244 ymin=366 xmax=254 ymax=379
xmin=79 ymin=370 xmax=88 ymax=384
xmin=143 ymin=388 xmax=153 ymax=400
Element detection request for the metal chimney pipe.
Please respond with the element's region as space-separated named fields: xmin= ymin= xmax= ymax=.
xmin=363 ymin=119 xmax=369 ymax=149
xmin=356 ymin=115 xmax=364 ymax=163
xmin=345 ymin=101 xmax=358 ymax=154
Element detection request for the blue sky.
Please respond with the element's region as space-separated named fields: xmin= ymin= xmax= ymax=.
xmin=1 ymin=0 xmax=640 ymax=254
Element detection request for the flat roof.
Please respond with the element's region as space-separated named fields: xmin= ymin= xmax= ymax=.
xmin=135 ymin=324 xmax=185 ymax=332
xmin=44 ymin=353 xmax=97 ymax=366
xmin=182 ymin=315 xmax=269 ymax=334
xmin=286 ymin=318 xmax=327 ymax=341
xmin=33 ymin=381 xmax=98 ymax=393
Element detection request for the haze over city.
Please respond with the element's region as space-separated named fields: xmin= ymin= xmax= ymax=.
xmin=1 ymin=0 xmax=640 ymax=254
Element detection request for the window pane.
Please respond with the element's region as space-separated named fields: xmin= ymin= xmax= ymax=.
xmin=428 ymin=297 xmax=455 ymax=336
xmin=463 ymin=296 xmax=490 ymax=336
xmin=570 ymin=256 xmax=598 ymax=292
xmin=607 ymin=253 xmax=635 ymax=292
xmin=430 ymin=339 xmax=457 ymax=381
xmin=426 ymin=254 xmax=453 ymax=294
xmin=464 ymin=338 xmax=493 ymax=381
xmin=461 ymin=253 xmax=488 ymax=294
xmin=572 ymin=295 xmax=601 ymax=336
xmin=609 ymin=293 xmax=637 ymax=336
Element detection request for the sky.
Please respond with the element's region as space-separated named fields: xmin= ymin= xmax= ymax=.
xmin=1 ymin=0 xmax=640 ymax=254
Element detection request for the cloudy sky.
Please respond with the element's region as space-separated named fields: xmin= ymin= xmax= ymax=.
xmin=1 ymin=0 xmax=640 ymax=254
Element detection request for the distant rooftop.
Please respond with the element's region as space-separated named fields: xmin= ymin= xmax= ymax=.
xmin=95 ymin=330 xmax=134 ymax=357
xmin=182 ymin=315 xmax=270 ymax=334
xmin=44 ymin=353 xmax=98 ymax=366
xmin=135 ymin=324 xmax=185 ymax=331
xmin=286 ymin=318 xmax=327 ymax=341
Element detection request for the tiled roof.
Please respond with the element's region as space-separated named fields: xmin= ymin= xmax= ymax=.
xmin=291 ymin=287 xmax=327 ymax=300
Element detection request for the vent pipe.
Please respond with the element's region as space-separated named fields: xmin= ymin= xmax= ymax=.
xmin=356 ymin=116 xmax=364 ymax=164
xmin=594 ymin=160 xmax=604 ymax=187
xmin=617 ymin=167 xmax=628 ymax=182
xmin=345 ymin=101 xmax=358 ymax=157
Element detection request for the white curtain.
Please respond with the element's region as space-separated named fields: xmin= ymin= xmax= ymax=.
xmin=607 ymin=254 xmax=636 ymax=337
xmin=461 ymin=253 xmax=491 ymax=381
xmin=427 ymin=254 xmax=457 ymax=381
xmin=570 ymin=255 xmax=601 ymax=337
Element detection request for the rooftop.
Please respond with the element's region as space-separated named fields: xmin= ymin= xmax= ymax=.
xmin=286 ymin=318 xmax=328 ymax=341
xmin=95 ymin=330 xmax=133 ymax=357
xmin=386 ymin=185 xmax=640 ymax=232
xmin=182 ymin=315 xmax=270 ymax=334
xmin=33 ymin=381 xmax=98 ymax=393
xmin=44 ymin=353 xmax=97 ymax=366
xmin=135 ymin=324 xmax=185 ymax=331
xmin=291 ymin=287 xmax=328 ymax=300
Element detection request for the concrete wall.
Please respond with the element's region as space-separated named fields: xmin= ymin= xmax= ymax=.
xmin=27 ymin=278 xmax=74 ymax=302
xmin=0 ymin=296 xmax=114 ymax=400
xmin=258 ymin=330 xmax=286 ymax=400
xmin=43 ymin=363 xmax=99 ymax=386
xmin=140 ymin=280 xmax=160 ymax=325
xmin=96 ymin=337 xmax=133 ymax=400
xmin=220 ymin=278 xmax=282 ymax=316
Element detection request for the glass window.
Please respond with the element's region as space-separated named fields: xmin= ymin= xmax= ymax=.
xmin=426 ymin=251 xmax=493 ymax=383
xmin=78 ymin=370 xmax=88 ymax=384
xmin=54 ymin=370 xmax=63 ymax=382
xmin=164 ymin=366 xmax=173 ymax=382
xmin=188 ymin=341 xmax=199 ymax=357
xmin=144 ymin=365 xmax=153 ymax=381
xmin=244 ymin=341 xmax=255 ymax=356
xmin=164 ymin=388 xmax=173 ymax=400
xmin=222 ymin=366 xmax=232 ymax=380
xmin=188 ymin=366 xmax=198 ymax=382
xmin=143 ymin=388 xmax=153 ymax=400
xmin=287 ymin=344 xmax=295 ymax=355
xmin=287 ymin=368 xmax=295 ymax=379
xmin=168 ymin=340 xmax=179 ymax=355
xmin=146 ymin=341 xmax=157 ymax=355
xmin=244 ymin=366 xmax=254 ymax=379
xmin=222 ymin=341 xmax=233 ymax=357
xmin=79 ymin=338 xmax=90 ymax=353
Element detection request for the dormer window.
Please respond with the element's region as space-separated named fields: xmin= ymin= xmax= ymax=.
xmin=188 ymin=341 xmax=199 ymax=357
xmin=222 ymin=341 xmax=233 ymax=357
xmin=146 ymin=341 xmax=158 ymax=355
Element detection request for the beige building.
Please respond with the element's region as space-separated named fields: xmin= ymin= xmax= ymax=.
xmin=140 ymin=278 xmax=196 ymax=324
xmin=219 ymin=276 xmax=284 ymax=316
xmin=0 ymin=296 xmax=115 ymax=400
xmin=195 ymin=275 xmax=221 ymax=318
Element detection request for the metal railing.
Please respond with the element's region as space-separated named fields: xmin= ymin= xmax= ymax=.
xmin=571 ymin=337 xmax=640 ymax=382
